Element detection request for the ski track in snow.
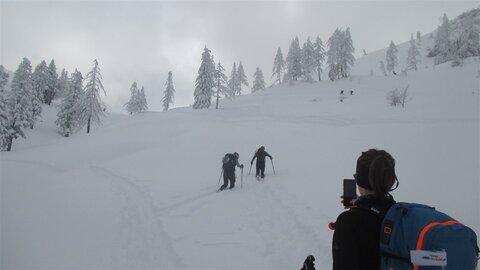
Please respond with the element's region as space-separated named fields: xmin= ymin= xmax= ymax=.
xmin=90 ymin=166 xmax=185 ymax=269
xmin=245 ymin=179 xmax=331 ymax=268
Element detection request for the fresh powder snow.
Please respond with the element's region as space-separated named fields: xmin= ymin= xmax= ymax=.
xmin=1 ymin=44 xmax=479 ymax=269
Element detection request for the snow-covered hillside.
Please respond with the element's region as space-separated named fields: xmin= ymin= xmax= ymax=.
xmin=353 ymin=7 xmax=480 ymax=76
xmin=1 ymin=56 xmax=479 ymax=268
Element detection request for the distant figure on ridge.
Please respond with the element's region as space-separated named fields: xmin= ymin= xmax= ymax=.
xmin=250 ymin=146 xmax=272 ymax=180
xmin=220 ymin=152 xmax=244 ymax=191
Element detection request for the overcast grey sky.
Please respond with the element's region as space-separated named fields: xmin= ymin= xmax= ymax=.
xmin=1 ymin=1 xmax=478 ymax=112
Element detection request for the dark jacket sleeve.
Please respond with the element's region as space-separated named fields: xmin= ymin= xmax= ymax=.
xmin=265 ymin=151 xmax=272 ymax=159
xmin=332 ymin=211 xmax=360 ymax=270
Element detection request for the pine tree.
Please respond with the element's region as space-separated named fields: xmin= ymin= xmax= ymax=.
xmin=139 ymin=86 xmax=148 ymax=112
xmin=45 ymin=59 xmax=58 ymax=105
xmin=5 ymin=58 xmax=33 ymax=151
xmin=252 ymin=67 xmax=265 ymax=92
xmin=228 ymin=62 xmax=239 ymax=97
xmin=0 ymin=65 xmax=12 ymax=150
xmin=272 ymin=47 xmax=285 ymax=85
xmin=31 ymin=60 xmax=49 ymax=128
xmin=326 ymin=28 xmax=355 ymax=80
xmin=237 ymin=62 xmax=249 ymax=95
xmin=416 ymin=31 xmax=422 ymax=48
xmin=428 ymin=14 xmax=452 ymax=65
xmin=301 ymin=37 xmax=316 ymax=82
xmin=193 ymin=46 xmax=215 ymax=109
xmin=386 ymin=41 xmax=398 ymax=74
xmin=124 ymin=82 xmax=140 ymax=114
xmin=451 ymin=16 xmax=480 ymax=66
xmin=214 ymin=62 xmax=229 ymax=109
xmin=286 ymin=36 xmax=303 ymax=81
xmin=342 ymin=28 xmax=355 ymax=78
xmin=327 ymin=28 xmax=342 ymax=81
xmin=314 ymin=36 xmax=326 ymax=81
xmin=57 ymin=69 xmax=70 ymax=98
xmin=55 ymin=69 xmax=83 ymax=137
xmin=407 ymin=34 xmax=421 ymax=71
xmin=162 ymin=71 xmax=175 ymax=111
xmin=74 ymin=59 xmax=106 ymax=133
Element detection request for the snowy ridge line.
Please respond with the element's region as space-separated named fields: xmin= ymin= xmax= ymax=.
xmin=89 ymin=165 xmax=185 ymax=269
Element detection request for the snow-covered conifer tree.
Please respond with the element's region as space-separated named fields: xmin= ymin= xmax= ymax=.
xmin=124 ymin=82 xmax=140 ymax=114
xmin=45 ymin=60 xmax=58 ymax=105
xmin=301 ymin=37 xmax=316 ymax=82
xmin=162 ymin=71 xmax=175 ymax=111
xmin=326 ymin=29 xmax=342 ymax=81
xmin=228 ymin=62 xmax=239 ymax=97
xmin=214 ymin=62 xmax=229 ymax=109
xmin=139 ymin=86 xmax=148 ymax=112
xmin=193 ymin=46 xmax=215 ymax=109
xmin=428 ymin=14 xmax=452 ymax=65
xmin=451 ymin=17 xmax=480 ymax=66
xmin=55 ymin=69 xmax=83 ymax=136
xmin=416 ymin=31 xmax=422 ymax=48
xmin=272 ymin=47 xmax=285 ymax=85
xmin=74 ymin=59 xmax=106 ymax=133
xmin=326 ymin=28 xmax=355 ymax=80
xmin=57 ymin=69 xmax=70 ymax=98
xmin=31 ymin=60 xmax=49 ymax=128
xmin=237 ymin=62 xmax=249 ymax=95
xmin=0 ymin=66 xmax=12 ymax=150
xmin=252 ymin=67 xmax=265 ymax=93
xmin=407 ymin=34 xmax=421 ymax=71
xmin=386 ymin=41 xmax=398 ymax=74
xmin=5 ymin=58 xmax=33 ymax=151
xmin=379 ymin=61 xmax=387 ymax=76
xmin=286 ymin=36 xmax=303 ymax=82
xmin=314 ymin=37 xmax=325 ymax=81
xmin=342 ymin=28 xmax=355 ymax=77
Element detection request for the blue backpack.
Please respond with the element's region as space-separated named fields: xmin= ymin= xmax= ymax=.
xmin=379 ymin=202 xmax=479 ymax=269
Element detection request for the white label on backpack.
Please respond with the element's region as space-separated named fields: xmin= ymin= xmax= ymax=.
xmin=410 ymin=250 xmax=447 ymax=266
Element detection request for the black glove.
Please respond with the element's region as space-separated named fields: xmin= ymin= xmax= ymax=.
xmin=241 ymin=164 xmax=244 ymax=168
xmin=250 ymin=161 xmax=253 ymax=165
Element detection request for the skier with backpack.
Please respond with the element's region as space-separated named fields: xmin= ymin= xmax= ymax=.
xmin=219 ymin=152 xmax=244 ymax=191
xmin=331 ymin=148 xmax=479 ymax=270
xmin=250 ymin=146 xmax=272 ymax=180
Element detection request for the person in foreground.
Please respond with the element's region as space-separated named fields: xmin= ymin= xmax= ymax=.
xmin=332 ymin=148 xmax=398 ymax=270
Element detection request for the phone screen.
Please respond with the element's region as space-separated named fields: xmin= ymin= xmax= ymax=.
xmin=343 ymin=179 xmax=357 ymax=206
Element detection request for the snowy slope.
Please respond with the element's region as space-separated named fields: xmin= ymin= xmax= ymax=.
xmin=1 ymin=57 xmax=479 ymax=269
xmin=353 ymin=7 xmax=480 ymax=76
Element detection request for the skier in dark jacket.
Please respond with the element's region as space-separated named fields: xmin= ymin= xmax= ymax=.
xmin=220 ymin=152 xmax=244 ymax=191
xmin=300 ymin=255 xmax=315 ymax=270
xmin=250 ymin=146 xmax=272 ymax=179
xmin=332 ymin=149 xmax=397 ymax=270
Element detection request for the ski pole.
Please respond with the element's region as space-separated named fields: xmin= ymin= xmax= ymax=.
xmin=217 ymin=168 xmax=224 ymax=186
xmin=248 ymin=163 xmax=252 ymax=175
xmin=241 ymin=167 xmax=244 ymax=188
xmin=270 ymin=159 xmax=276 ymax=176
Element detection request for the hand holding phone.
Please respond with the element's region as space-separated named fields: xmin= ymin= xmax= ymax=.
xmin=343 ymin=179 xmax=357 ymax=207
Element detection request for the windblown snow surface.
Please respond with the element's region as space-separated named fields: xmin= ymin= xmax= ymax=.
xmin=1 ymin=55 xmax=479 ymax=268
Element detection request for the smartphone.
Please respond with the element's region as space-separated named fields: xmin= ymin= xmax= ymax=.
xmin=343 ymin=179 xmax=357 ymax=207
